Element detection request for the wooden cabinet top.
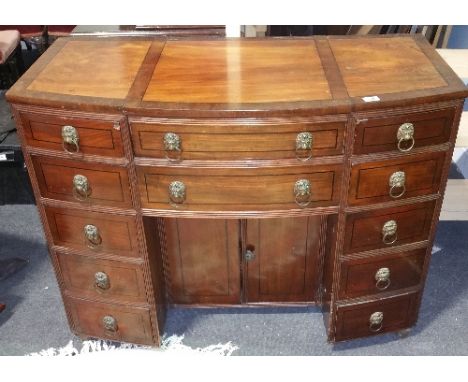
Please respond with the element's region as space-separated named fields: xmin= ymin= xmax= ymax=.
xmin=7 ymin=35 xmax=468 ymax=116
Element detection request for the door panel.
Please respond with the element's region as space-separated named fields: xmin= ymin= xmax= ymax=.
xmin=245 ymin=216 xmax=324 ymax=303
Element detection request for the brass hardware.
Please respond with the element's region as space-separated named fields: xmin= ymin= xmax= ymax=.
xmin=389 ymin=171 xmax=406 ymax=199
xmin=245 ymin=249 xmax=256 ymax=262
xmin=84 ymin=224 xmax=102 ymax=248
xmin=102 ymin=315 xmax=118 ymax=332
xmin=369 ymin=311 xmax=384 ymax=332
xmin=169 ymin=180 xmax=186 ymax=205
xmin=62 ymin=125 xmax=80 ymax=153
xmin=113 ymin=122 xmax=121 ymax=130
xmin=294 ymin=179 xmax=311 ymax=208
xmin=295 ymin=132 xmax=313 ymax=161
xmin=397 ymin=123 xmax=415 ymax=152
xmin=382 ymin=220 xmax=398 ymax=245
xmin=375 ymin=267 xmax=391 ymax=290
xmin=95 ymin=271 xmax=110 ymax=290
xmin=164 ymin=132 xmax=182 ymax=162
xmin=72 ymin=174 xmax=91 ymax=201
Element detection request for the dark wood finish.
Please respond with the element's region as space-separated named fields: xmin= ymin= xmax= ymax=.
xmin=348 ymin=151 xmax=446 ymax=206
xmin=57 ymin=252 xmax=146 ymax=302
xmin=353 ymin=106 xmax=456 ymax=154
xmin=45 ymin=206 xmax=140 ymax=258
xmin=334 ymin=293 xmax=419 ymax=341
xmin=32 ymin=155 xmax=133 ymax=208
xmin=338 ymin=248 xmax=426 ymax=299
xmin=245 ymin=216 xmax=323 ymax=303
xmin=67 ymin=296 xmax=154 ymax=345
xmin=163 ymin=219 xmax=241 ymax=304
xmin=138 ymin=163 xmax=341 ymax=211
xmin=19 ymin=109 xmax=125 ymax=157
xmin=130 ymin=118 xmax=345 ymax=160
xmin=343 ymin=201 xmax=435 ymax=254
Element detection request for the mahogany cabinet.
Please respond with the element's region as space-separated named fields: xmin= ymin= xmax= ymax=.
xmin=6 ymin=34 xmax=468 ymax=346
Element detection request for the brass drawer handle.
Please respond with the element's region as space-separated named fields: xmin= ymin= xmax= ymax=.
xmin=369 ymin=311 xmax=384 ymax=332
xmin=389 ymin=171 xmax=406 ymax=199
xmin=102 ymin=315 xmax=118 ymax=332
xmin=375 ymin=267 xmax=391 ymax=290
xmin=169 ymin=180 xmax=186 ymax=205
xmin=244 ymin=249 xmax=256 ymax=262
xmin=73 ymin=174 xmax=92 ymax=201
xmin=62 ymin=125 xmax=80 ymax=153
xmin=295 ymin=132 xmax=313 ymax=161
xmin=294 ymin=179 xmax=311 ymax=208
xmin=382 ymin=220 xmax=398 ymax=245
xmin=397 ymin=123 xmax=415 ymax=152
xmin=164 ymin=132 xmax=182 ymax=162
xmin=94 ymin=271 xmax=110 ymax=290
xmin=84 ymin=224 xmax=102 ymax=248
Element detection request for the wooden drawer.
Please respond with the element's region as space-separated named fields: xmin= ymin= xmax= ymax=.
xmin=137 ymin=164 xmax=341 ymax=211
xmin=334 ymin=293 xmax=419 ymax=341
xmin=45 ymin=206 xmax=140 ymax=258
xmin=67 ymin=297 xmax=154 ymax=345
xmin=31 ymin=155 xmax=132 ymax=208
xmin=57 ymin=252 xmax=146 ymax=302
xmin=19 ymin=110 xmax=125 ymax=157
xmin=338 ymin=248 xmax=426 ymax=299
xmin=348 ymin=151 xmax=445 ymax=206
xmin=130 ymin=118 xmax=345 ymax=160
xmin=344 ymin=201 xmax=435 ymax=254
xmin=353 ymin=106 xmax=455 ymax=154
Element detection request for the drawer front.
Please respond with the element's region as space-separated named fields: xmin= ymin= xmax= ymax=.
xmin=348 ymin=151 xmax=445 ymax=206
xmin=334 ymin=293 xmax=419 ymax=341
xmin=19 ymin=110 xmax=125 ymax=157
xmin=67 ymin=297 xmax=154 ymax=345
xmin=130 ymin=119 xmax=345 ymax=160
xmin=32 ymin=155 xmax=133 ymax=208
xmin=338 ymin=248 xmax=426 ymax=299
xmin=137 ymin=164 xmax=341 ymax=211
xmin=343 ymin=201 xmax=435 ymax=254
xmin=57 ymin=252 xmax=146 ymax=302
xmin=45 ymin=206 xmax=140 ymax=257
xmin=353 ymin=107 xmax=455 ymax=154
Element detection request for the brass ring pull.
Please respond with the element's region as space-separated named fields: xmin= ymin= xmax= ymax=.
xmin=397 ymin=123 xmax=415 ymax=153
xmin=102 ymin=315 xmax=118 ymax=332
xmin=62 ymin=125 xmax=80 ymax=153
xmin=382 ymin=220 xmax=398 ymax=245
xmin=388 ymin=171 xmax=406 ymax=199
xmin=295 ymin=132 xmax=313 ymax=161
xmin=73 ymin=174 xmax=91 ymax=201
xmin=294 ymin=179 xmax=311 ymax=208
xmin=369 ymin=311 xmax=384 ymax=332
xmin=375 ymin=267 xmax=391 ymax=290
xmin=84 ymin=224 xmax=102 ymax=248
xmin=169 ymin=180 xmax=186 ymax=205
xmin=164 ymin=132 xmax=182 ymax=162
xmin=94 ymin=271 xmax=110 ymax=291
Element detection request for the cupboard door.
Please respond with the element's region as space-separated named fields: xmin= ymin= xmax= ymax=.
xmin=245 ymin=216 xmax=324 ymax=303
xmin=164 ymin=219 xmax=241 ymax=304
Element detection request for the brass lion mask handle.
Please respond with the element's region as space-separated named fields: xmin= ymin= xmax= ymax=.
xmin=62 ymin=125 xmax=80 ymax=153
xmin=73 ymin=174 xmax=92 ymax=201
xmin=102 ymin=315 xmax=118 ymax=332
xmin=382 ymin=220 xmax=398 ymax=245
xmin=84 ymin=224 xmax=102 ymax=248
xmin=389 ymin=171 xmax=406 ymax=199
xmin=94 ymin=271 xmax=110 ymax=291
xmin=397 ymin=123 xmax=415 ymax=152
xmin=294 ymin=179 xmax=311 ymax=208
xmin=164 ymin=132 xmax=182 ymax=162
xmin=369 ymin=311 xmax=384 ymax=332
xmin=169 ymin=180 xmax=186 ymax=205
xmin=295 ymin=132 xmax=313 ymax=161
xmin=375 ymin=267 xmax=391 ymax=290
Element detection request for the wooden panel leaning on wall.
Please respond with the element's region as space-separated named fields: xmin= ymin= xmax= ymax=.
xmin=6 ymin=34 xmax=468 ymax=346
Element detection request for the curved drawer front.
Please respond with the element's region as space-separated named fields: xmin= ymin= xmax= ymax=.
xmin=19 ymin=110 xmax=124 ymax=157
xmin=348 ymin=151 xmax=446 ymax=206
xmin=66 ymin=297 xmax=154 ymax=345
xmin=334 ymin=293 xmax=419 ymax=341
xmin=130 ymin=119 xmax=345 ymax=160
xmin=137 ymin=164 xmax=342 ymax=211
xmin=353 ymin=106 xmax=455 ymax=155
xmin=339 ymin=248 xmax=426 ymax=299
xmin=45 ymin=206 xmax=140 ymax=257
xmin=31 ymin=155 xmax=132 ymax=208
xmin=57 ymin=252 xmax=146 ymax=302
xmin=343 ymin=201 xmax=435 ymax=254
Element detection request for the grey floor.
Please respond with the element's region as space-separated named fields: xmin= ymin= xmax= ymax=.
xmin=0 ymin=204 xmax=467 ymax=356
